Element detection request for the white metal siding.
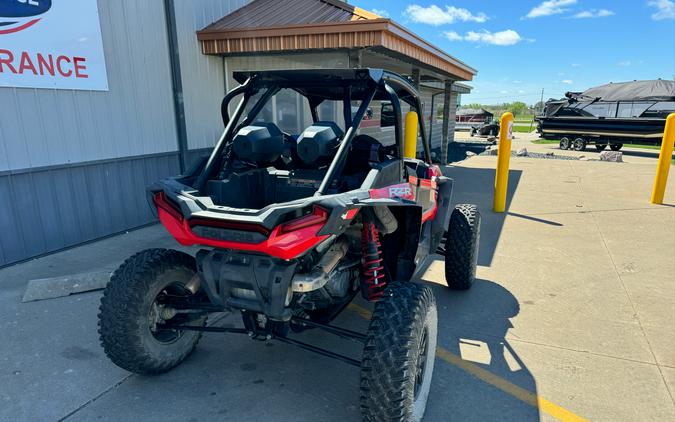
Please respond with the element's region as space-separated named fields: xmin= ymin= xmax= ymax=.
xmin=0 ymin=0 xmax=178 ymax=172
xmin=173 ymin=0 xmax=251 ymax=151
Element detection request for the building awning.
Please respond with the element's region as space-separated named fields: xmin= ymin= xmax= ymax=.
xmin=196 ymin=0 xmax=477 ymax=82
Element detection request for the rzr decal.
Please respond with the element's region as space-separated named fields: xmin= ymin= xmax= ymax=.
xmin=369 ymin=183 xmax=416 ymax=201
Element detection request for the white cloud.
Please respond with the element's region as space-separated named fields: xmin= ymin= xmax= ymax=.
xmin=518 ymin=89 xmax=526 ymax=94
xmin=513 ymin=80 xmax=523 ymax=84
xmin=572 ymin=9 xmax=614 ymax=18
xmin=618 ymin=60 xmax=632 ymax=66
xmin=444 ymin=31 xmax=463 ymax=41
xmin=500 ymin=90 xmax=509 ymax=94
xmin=405 ymin=4 xmax=488 ymax=25
xmin=561 ymin=79 xmax=574 ymax=84
xmin=571 ymin=63 xmax=582 ymax=67
xmin=525 ymin=0 xmax=577 ymax=19
xmin=648 ymin=0 xmax=675 ymax=20
xmin=371 ymin=8 xmax=390 ymax=18
xmin=444 ymin=29 xmax=526 ymax=45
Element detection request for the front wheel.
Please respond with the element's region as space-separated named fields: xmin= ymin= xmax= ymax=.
xmin=595 ymin=143 xmax=607 ymax=151
xmin=360 ymin=282 xmax=438 ymax=422
xmin=444 ymin=204 xmax=481 ymax=290
xmin=98 ymin=249 xmax=206 ymax=375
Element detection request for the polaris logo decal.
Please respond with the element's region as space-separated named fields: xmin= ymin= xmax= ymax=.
xmin=0 ymin=0 xmax=51 ymax=35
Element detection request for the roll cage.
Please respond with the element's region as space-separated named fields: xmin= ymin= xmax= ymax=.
xmin=195 ymin=68 xmax=431 ymax=194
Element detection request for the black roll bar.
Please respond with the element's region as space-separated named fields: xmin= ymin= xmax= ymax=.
xmin=316 ymin=86 xmax=378 ymax=195
xmin=197 ymin=78 xmax=252 ymax=191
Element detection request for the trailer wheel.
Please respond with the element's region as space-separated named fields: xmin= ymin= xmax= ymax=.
xmin=610 ymin=143 xmax=623 ymax=151
xmin=98 ymin=249 xmax=206 ymax=375
xmin=360 ymin=282 xmax=437 ymax=422
xmin=595 ymin=143 xmax=607 ymax=151
xmin=559 ymin=137 xmax=571 ymax=150
xmin=573 ymin=137 xmax=587 ymax=151
xmin=444 ymin=204 xmax=481 ymax=290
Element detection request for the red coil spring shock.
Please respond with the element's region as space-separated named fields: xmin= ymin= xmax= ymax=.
xmin=361 ymin=221 xmax=387 ymax=301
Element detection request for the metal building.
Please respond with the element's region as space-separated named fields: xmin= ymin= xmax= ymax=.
xmin=0 ymin=0 xmax=475 ymax=267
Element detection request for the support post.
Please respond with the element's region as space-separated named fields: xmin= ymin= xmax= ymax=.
xmin=441 ymin=81 xmax=452 ymax=165
xmin=493 ymin=112 xmax=514 ymax=213
xmin=411 ymin=68 xmax=420 ymax=89
xmin=650 ymin=113 xmax=675 ymax=204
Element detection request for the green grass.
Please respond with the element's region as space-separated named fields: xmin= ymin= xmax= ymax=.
xmin=513 ymin=126 xmax=536 ymax=133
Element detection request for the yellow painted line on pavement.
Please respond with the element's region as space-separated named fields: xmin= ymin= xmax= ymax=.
xmin=348 ymin=303 xmax=588 ymax=422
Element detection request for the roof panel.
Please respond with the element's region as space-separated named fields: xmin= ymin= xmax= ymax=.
xmin=203 ymin=0 xmax=361 ymax=31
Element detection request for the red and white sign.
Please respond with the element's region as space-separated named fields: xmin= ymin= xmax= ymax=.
xmin=0 ymin=0 xmax=108 ymax=91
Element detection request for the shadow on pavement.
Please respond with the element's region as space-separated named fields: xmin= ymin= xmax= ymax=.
xmin=421 ymin=276 xmax=540 ymax=421
xmin=442 ymin=165 xmax=523 ymax=267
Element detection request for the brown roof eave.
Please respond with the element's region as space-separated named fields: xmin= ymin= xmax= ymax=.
xmin=196 ymin=19 xmax=390 ymax=40
xmin=197 ymin=19 xmax=476 ymax=81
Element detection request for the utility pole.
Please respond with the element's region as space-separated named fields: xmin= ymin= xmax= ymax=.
xmin=539 ymin=88 xmax=545 ymax=113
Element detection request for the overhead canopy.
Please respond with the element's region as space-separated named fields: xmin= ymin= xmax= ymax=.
xmin=232 ymin=68 xmax=419 ymax=105
xmin=457 ymin=108 xmax=492 ymax=116
xmin=197 ymin=0 xmax=477 ymax=82
xmin=570 ymin=80 xmax=675 ymax=102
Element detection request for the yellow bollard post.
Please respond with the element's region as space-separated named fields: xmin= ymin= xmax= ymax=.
xmin=404 ymin=111 xmax=419 ymax=159
xmin=493 ymin=112 xmax=514 ymax=212
xmin=650 ymin=113 xmax=675 ymax=204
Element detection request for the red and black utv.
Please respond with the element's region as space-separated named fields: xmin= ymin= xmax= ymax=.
xmin=98 ymin=69 xmax=480 ymax=421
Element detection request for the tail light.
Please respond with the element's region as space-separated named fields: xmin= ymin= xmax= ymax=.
xmin=277 ymin=206 xmax=328 ymax=234
xmin=153 ymin=192 xmax=183 ymax=222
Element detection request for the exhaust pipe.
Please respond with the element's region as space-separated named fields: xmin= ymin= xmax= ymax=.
xmin=292 ymin=240 xmax=349 ymax=292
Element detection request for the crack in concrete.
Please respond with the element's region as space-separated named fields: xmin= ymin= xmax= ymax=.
xmin=57 ymin=374 xmax=134 ymax=421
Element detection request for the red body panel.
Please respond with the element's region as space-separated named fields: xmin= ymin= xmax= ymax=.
xmin=154 ymin=194 xmax=329 ymax=260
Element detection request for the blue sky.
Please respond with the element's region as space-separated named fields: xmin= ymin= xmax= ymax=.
xmin=354 ymin=0 xmax=675 ymax=105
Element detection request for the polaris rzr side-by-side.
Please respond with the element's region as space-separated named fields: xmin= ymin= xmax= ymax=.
xmin=98 ymin=69 xmax=481 ymax=421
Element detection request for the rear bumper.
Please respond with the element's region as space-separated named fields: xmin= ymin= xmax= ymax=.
xmin=197 ymin=249 xmax=298 ymax=320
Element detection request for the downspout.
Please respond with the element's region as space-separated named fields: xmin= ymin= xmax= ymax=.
xmin=163 ymin=0 xmax=189 ymax=173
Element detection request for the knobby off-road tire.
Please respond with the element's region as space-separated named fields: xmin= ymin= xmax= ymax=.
xmin=98 ymin=248 xmax=205 ymax=375
xmin=360 ymin=282 xmax=438 ymax=422
xmin=444 ymin=204 xmax=481 ymax=290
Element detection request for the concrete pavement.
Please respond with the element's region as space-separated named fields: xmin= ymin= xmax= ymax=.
xmin=1 ymin=147 xmax=674 ymax=421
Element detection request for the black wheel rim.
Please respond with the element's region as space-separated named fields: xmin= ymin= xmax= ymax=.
xmin=414 ymin=327 xmax=429 ymax=399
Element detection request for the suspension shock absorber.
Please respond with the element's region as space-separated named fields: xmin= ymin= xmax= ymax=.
xmin=361 ymin=221 xmax=387 ymax=301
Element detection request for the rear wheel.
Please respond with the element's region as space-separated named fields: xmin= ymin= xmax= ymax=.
xmin=98 ymin=249 xmax=206 ymax=375
xmin=610 ymin=143 xmax=623 ymax=151
xmin=360 ymin=282 xmax=437 ymax=422
xmin=559 ymin=137 xmax=571 ymax=150
xmin=573 ymin=137 xmax=587 ymax=151
xmin=444 ymin=204 xmax=481 ymax=290
xmin=595 ymin=143 xmax=607 ymax=151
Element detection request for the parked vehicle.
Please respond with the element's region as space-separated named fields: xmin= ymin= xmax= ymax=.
xmin=536 ymin=80 xmax=675 ymax=151
xmin=456 ymin=107 xmax=493 ymax=131
xmin=470 ymin=120 xmax=500 ymax=137
xmin=98 ymin=69 xmax=481 ymax=422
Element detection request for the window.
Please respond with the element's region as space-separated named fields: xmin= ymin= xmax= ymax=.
xmin=616 ymin=102 xmax=653 ymax=118
xmin=643 ymin=101 xmax=675 ymax=118
xmin=357 ymin=100 xmax=396 ymax=146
